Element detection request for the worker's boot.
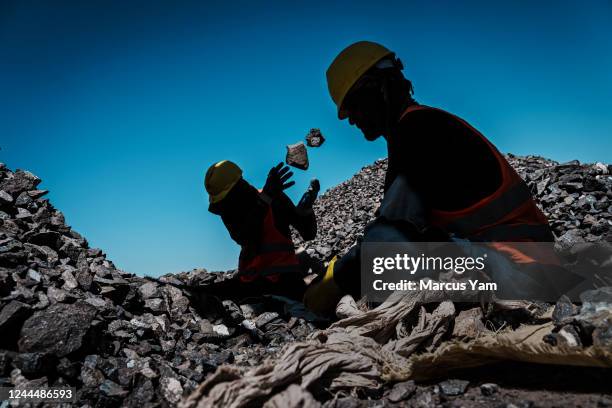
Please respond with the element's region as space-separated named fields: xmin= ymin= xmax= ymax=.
xmin=297 ymin=178 xmax=320 ymax=214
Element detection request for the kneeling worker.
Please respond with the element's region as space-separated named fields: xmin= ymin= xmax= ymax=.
xmin=205 ymin=160 xmax=319 ymax=301
xmin=304 ymin=41 xmax=571 ymax=313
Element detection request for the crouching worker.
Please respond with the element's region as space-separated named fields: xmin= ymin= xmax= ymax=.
xmin=304 ymin=41 xmax=578 ymax=314
xmin=205 ymin=160 xmax=319 ymax=301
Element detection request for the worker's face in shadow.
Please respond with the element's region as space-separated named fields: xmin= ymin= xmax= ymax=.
xmin=209 ymin=179 xmax=266 ymax=245
xmin=343 ymin=75 xmax=387 ymax=141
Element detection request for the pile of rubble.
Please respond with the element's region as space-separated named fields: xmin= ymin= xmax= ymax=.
xmin=293 ymin=158 xmax=387 ymax=261
xmin=0 ymin=164 xmax=320 ymax=406
xmin=1 ymin=154 xmax=611 ymax=407
xmin=507 ymin=155 xmax=612 ymax=243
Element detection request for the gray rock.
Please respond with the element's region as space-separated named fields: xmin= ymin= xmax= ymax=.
xmin=47 ymin=286 xmax=68 ymax=303
xmin=438 ymin=379 xmax=469 ymax=396
xmin=138 ymin=281 xmax=159 ymax=299
xmin=305 ymin=128 xmax=325 ymax=147
xmin=387 ymin=380 xmax=416 ymax=402
xmin=552 ymin=295 xmax=579 ymax=326
xmin=255 ymin=311 xmax=280 ymax=329
xmin=75 ymin=267 xmax=94 ymax=290
xmin=480 ymin=382 xmax=499 ymax=396
xmin=0 ymin=170 xmax=41 ymax=196
xmin=27 ymin=189 xmax=49 ymax=199
xmin=99 ymin=379 xmax=128 ymax=397
xmin=0 ymin=190 xmax=13 ymax=205
xmin=159 ymin=376 xmax=183 ymax=403
xmin=16 ymin=207 xmax=32 ymax=220
xmin=18 ymin=302 xmax=97 ymax=357
xmin=286 ymin=142 xmax=309 ymax=170
xmin=25 ymin=243 xmax=59 ymax=266
xmin=26 ymin=268 xmax=41 ymax=282
xmin=213 ymin=324 xmax=230 ymax=337
xmin=61 ymin=269 xmax=79 ymax=290
xmin=0 ymin=300 xmax=32 ymax=331
xmin=15 ymin=191 xmax=33 ymax=207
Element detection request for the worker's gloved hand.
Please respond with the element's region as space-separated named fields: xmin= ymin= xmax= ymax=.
xmin=263 ymin=162 xmax=295 ymax=199
xmin=303 ymin=256 xmax=344 ymax=315
xmin=297 ymin=178 xmax=320 ymax=211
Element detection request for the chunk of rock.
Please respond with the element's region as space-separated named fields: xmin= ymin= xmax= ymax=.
xmin=305 ymin=128 xmax=325 ymax=147
xmin=387 ymin=380 xmax=416 ymax=402
xmin=0 ymin=300 xmax=32 ymax=331
xmin=138 ymin=281 xmax=159 ymax=299
xmin=438 ymin=379 xmax=469 ymax=396
xmin=160 ymin=376 xmax=183 ymax=404
xmin=0 ymin=190 xmax=13 ymax=205
xmin=552 ymin=295 xmax=579 ymax=326
xmin=100 ymin=379 xmax=128 ymax=397
xmin=286 ymin=142 xmax=309 ymax=170
xmin=18 ymin=302 xmax=97 ymax=357
xmin=1 ymin=170 xmax=42 ymax=196
xmin=480 ymin=383 xmax=499 ymax=396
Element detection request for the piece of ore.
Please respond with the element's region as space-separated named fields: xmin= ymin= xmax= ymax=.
xmin=305 ymin=128 xmax=325 ymax=147
xmin=286 ymin=142 xmax=309 ymax=170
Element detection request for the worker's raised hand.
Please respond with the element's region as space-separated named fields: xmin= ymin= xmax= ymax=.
xmin=263 ymin=162 xmax=295 ymax=198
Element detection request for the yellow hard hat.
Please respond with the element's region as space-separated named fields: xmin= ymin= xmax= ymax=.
xmin=204 ymin=160 xmax=243 ymax=203
xmin=326 ymin=41 xmax=394 ymax=119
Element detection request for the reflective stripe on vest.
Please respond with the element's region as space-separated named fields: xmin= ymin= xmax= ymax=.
xmin=238 ymin=202 xmax=300 ymax=283
xmin=398 ymin=105 xmax=558 ymax=265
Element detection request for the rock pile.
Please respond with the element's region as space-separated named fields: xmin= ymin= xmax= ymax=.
xmin=0 ymin=163 xmax=319 ymax=407
xmin=507 ymin=155 xmax=612 ymax=243
xmin=1 ymin=154 xmax=611 ymax=407
xmin=293 ymin=159 xmax=387 ymax=261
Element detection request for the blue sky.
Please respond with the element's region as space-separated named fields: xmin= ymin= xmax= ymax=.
xmin=2 ymin=1 xmax=611 ymax=276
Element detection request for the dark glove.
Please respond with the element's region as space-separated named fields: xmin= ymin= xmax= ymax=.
xmin=263 ymin=162 xmax=295 ymax=198
xmin=297 ymin=178 xmax=320 ymax=210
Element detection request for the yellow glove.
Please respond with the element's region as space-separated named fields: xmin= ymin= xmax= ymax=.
xmin=303 ymin=256 xmax=344 ymax=315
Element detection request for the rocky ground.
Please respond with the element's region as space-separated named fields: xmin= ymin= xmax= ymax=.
xmin=0 ymin=155 xmax=611 ymax=407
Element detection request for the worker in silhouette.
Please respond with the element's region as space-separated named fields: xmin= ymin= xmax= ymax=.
xmin=206 ymin=160 xmax=319 ymax=301
xmin=304 ymin=41 xmax=568 ymax=313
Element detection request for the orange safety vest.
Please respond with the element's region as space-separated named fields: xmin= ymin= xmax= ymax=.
xmin=238 ymin=203 xmax=301 ymax=283
xmin=399 ymin=105 xmax=558 ymax=265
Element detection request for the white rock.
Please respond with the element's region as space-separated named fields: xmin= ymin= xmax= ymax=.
xmin=213 ymin=324 xmax=230 ymax=336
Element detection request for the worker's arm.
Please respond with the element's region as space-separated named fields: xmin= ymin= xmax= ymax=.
xmin=274 ymin=191 xmax=317 ymax=241
xmin=261 ymin=162 xmax=317 ymax=241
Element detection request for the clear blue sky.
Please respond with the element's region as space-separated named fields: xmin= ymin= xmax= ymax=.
xmin=2 ymin=1 xmax=611 ymax=276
